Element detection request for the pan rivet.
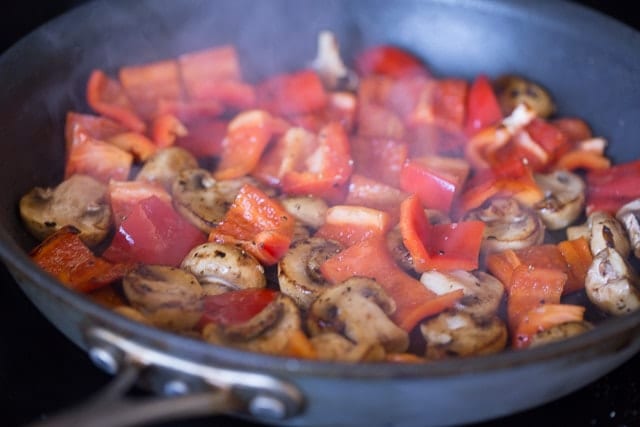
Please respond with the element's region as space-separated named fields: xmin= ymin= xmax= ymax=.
xmin=163 ymin=379 xmax=190 ymax=396
xmin=249 ymin=395 xmax=286 ymax=419
xmin=88 ymin=346 xmax=120 ymax=375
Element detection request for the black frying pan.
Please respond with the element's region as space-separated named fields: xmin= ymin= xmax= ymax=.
xmin=1 ymin=1 xmax=640 ymax=426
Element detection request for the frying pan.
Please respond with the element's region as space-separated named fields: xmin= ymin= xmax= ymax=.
xmin=1 ymin=0 xmax=640 ymax=426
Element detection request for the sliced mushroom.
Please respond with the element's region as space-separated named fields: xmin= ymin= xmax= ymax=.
xmin=386 ymin=226 xmax=414 ymax=272
xmin=280 ymin=196 xmax=329 ymax=229
xmin=202 ymin=293 xmax=304 ymax=356
xmin=181 ymin=242 xmax=266 ymax=291
xmin=585 ymin=247 xmax=640 ymax=316
xmin=494 ymin=75 xmax=555 ymax=118
xmin=533 ymin=170 xmax=586 ymax=230
xmin=172 ymin=170 xmax=261 ymax=233
xmin=572 ymin=211 xmax=631 ymax=258
xmin=19 ymin=174 xmax=111 ymax=246
xmin=419 ymin=270 xmax=505 ymax=320
xmin=310 ymin=332 xmax=387 ymax=362
xmin=616 ymin=199 xmax=640 ymax=258
xmin=420 ymin=311 xmax=507 ymax=360
xmin=529 ymin=321 xmax=593 ymax=348
xmin=463 ymin=197 xmax=545 ymax=254
xmin=112 ymin=305 xmax=153 ymax=326
xmin=122 ymin=265 xmax=204 ymax=330
xmin=310 ymin=30 xmax=357 ymax=91
xmin=278 ymin=237 xmax=342 ymax=309
xmin=307 ymin=277 xmax=409 ymax=353
xmin=136 ymin=146 xmax=198 ymax=190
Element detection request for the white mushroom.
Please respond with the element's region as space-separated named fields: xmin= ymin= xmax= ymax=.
xmin=463 ymin=197 xmax=545 ymax=254
xmin=278 ymin=237 xmax=342 ymax=309
xmin=122 ymin=265 xmax=204 ymax=331
xmin=494 ymin=75 xmax=555 ymax=118
xmin=202 ymin=293 xmax=304 ymax=356
xmin=585 ymin=247 xmax=640 ymax=316
xmin=616 ymin=199 xmax=640 ymax=258
xmin=420 ymin=311 xmax=507 ymax=360
xmin=19 ymin=174 xmax=111 ymax=246
xmin=306 ymin=278 xmax=409 ymax=353
xmin=419 ymin=270 xmax=505 ymax=320
xmin=136 ymin=146 xmax=198 ymax=190
xmin=533 ymin=170 xmax=586 ymax=230
xmin=529 ymin=321 xmax=593 ymax=348
xmin=310 ymin=30 xmax=357 ymax=91
xmin=279 ymin=196 xmax=329 ymax=229
xmin=568 ymin=211 xmax=630 ymax=258
xmin=309 ymin=332 xmax=386 ymax=362
xmin=181 ymin=242 xmax=266 ymax=291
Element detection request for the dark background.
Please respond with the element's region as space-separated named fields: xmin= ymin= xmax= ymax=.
xmin=1 ymin=1 xmax=639 ymax=427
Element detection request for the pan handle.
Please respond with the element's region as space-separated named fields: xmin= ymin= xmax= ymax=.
xmin=26 ymin=327 xmax=305 ymax=427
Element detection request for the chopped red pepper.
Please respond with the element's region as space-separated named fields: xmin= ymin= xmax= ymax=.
xmin=586 ymin=159 xmax=640 ymax=214
xmin=199 ymin=289 xmax=278 ymax=328
xmin=86 ymin=70 xmax=146 ymax=132
xmin=525 ymin=118 xmax=570 ymax=164
xmin=106 ymin=132 xmax=157 ymax=161
xmin=257 ymin=69 xmax=327 ymax=116
xmin=156 ymin=98 xmax=224 ymax=123
xmin=108 ymin=180 xmax=172 ymax=227
xmin=557 ymin=237 xmax=593 ymax=294
xmin=31 ymin=226 xmax=130 ymax=293
xmin=354 ymin=45 xmax=430 ymax=79
xmin=552 ymin=118 xmax=592 ymax=145
xmin=320 ymin=236 xmax=463 ymax=331
xmin=344 ymin=174 xmax=408 ymax=213
xmin=65 ymin=112 xmax=127 ymax=150
xmin=465 ymin=74 xmax=502 ymax=136
xmin=175 ymin=119 xmax=228 ymax=158
xmin=178 ymin=45 xmax=242 ymax=95
xmin=513 ymin=303 xmax=585 ymax=349
xmin=351 ymin=136 xmax=408 ymax=188
xmin=315 ymin=205 xmax=392 ymax=247
xmin=65 ymin=128 xmax=132 ymax=183
xmin=209 ymin=184 xmax=295 ymax=265
xmin=150 ymin=113 xmax=188 ymax=147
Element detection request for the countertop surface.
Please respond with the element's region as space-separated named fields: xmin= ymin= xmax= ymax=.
xmin=1 ymin=1 xmax=639 ymax=426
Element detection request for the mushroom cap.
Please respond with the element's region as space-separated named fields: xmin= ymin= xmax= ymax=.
xmin=136 ymin=146 xmax=198 ymax=190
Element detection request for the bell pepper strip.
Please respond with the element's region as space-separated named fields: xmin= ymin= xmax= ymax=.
xmin=400 ymin=194 xmax=484 ymax=271
xmin=156 ymin=98 xmax=224 ymax=123
xmin=344 ymin=174 xmax=408 ymax=214
xmin=30 ymin=226 xmax=130 ymax=293
xmin=554 ymin=149 xmax=611 ymax=173
xmin=354 ymin=45 xmax=430 ymax=79
xmin=257 ymin=70 xmax=327 ymax=116
xmin=65 ymin=112 xmax=127 ymax=150
xmin=178 ymin=45 xmax=242 ymax=96
xmin=428 ymin=79 xmax=468 ymax=133
xmin=208 ymin=184 xmax=295 ymax=265
xmin=150 ymin=113 xmax=188 ymax=147
xmin=86 ymin=70 xmax=146 ymax=133
xmin=106 ymin=132 xmax=157 ymax=161
xmin=506 ymin=265 xmax=567 ymax=338
xmin=485 ymin=249 xmax=521 ymax=289
xmin=552 ymin=118 xmax=592 ymax=145
xmin=119 ymin=59 xmax=183 ymax=119
xmin=357 ymin=103 xmax=406 ymax=140
xmin=524 ymin=118 xmax=571 ymax=164
xmin=103 ymin=195 xmax=206 ymax=267
xmin=586 ymin=159 xmax=640 ymax=214
xmin=191 ymin=81 xmax=257 ymax=111
xmin=175 ymin=119 xmax=228 ymax=158
xmin=108 ymin=180 xmax=172 ymax=227
xmin=350 ymin=136 xmax=408 ymax=188
xmin=489 ymin=129 xmax=550 ymax=172
xmin=557 ymin=237 xmax=593 ymax=294
xmin=214 ymin=110 xmax=282 ymax=180
xmin=315 ymin=205 xmax=392 ymax=247
xmin=65 ymin=128 xmax=133 ymax=183
xmin=281 ymin=122 xmax=353 ymax=203
xmin=199 ymin=289 xmax=278 ymax=328
xmin=400 ymin=156 xmax=470 ymax=213
xmin=319 ymin=236 xmax=463 ymax=331
xmin=513 ymin=303 xmax=585 ymax=349
xmin=465 ymin=74 xmax=503 ymax=136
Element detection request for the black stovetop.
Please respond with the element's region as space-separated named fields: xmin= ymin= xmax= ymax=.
xmin=1 ymin=1 xmax=639 ymax=426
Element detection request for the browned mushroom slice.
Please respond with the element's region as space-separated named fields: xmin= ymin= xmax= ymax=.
xmin=494 ymin=75 xmax=555 ymax=118
xmin=278 ymin=237 xmax=342 ymax=309
xmin=306 ymin=277 xmax=409 ymax=353
xmin=529 ymin=321 xmax=593 ymax=348
xmin=19 ymin=174 xmax=111 ymax=246
xmin=202 ymin=294 xmax=304 ymax=356
xmin=616 ymin=199 xmax=640 ymax=258
xmin=534 ymin=170 xmax=586 ymax=230
xmin=122 ymin=265 xmax=204 ymax=331
xmin=420 ymin=271 xmax=505 ymax=321
xmin=568 ymin=211 xmax=631 ymax=258
xmin=585 ymin=247 xmax=640 ymax=316
xmin=181 ymin=242 xmax=266 ymax=291
xmin=280 ymin=196 xmax=329 ymax=229
xmin=310 ymin=332 xmax=386 ymax=362
xmin=420 ymin=311 xmax=507 ymax=360
xmin=464 ymin=197 xmax=545 ymax=254
xmin=135 ymin=146 xmax=198 ymax=190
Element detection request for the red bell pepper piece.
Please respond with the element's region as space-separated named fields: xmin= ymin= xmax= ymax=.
xmin=209 ymin=184 xmax=295 ymax=265
xmin=315 ymin=205 xmax=392 ymax=247
xmin=354 ymin=45 xmax=430 ymax=79
xmin=344 ymin=174 xmax=408 ymax=213
xmin=103 ymin=195 xmax=206 ymax=267
xmin=557 ymin=237 xmax=593 ymax=294
xmin=357 ymin=103 xmax=406 ymax=140
xmin=350 ymin=136 xmax=408 ymax=188
xmin=150 ymin=113 xmax=188 ymax=147
xmin=430 ymin=79 xmax=468 ymax=133
xmin=554 ymin=149 xmax=611 ymax=173
xmin=281 ymin=122 xmax=353 ymax=203
xmin=175 ymin=119 xmax=228 ymax=158
xmin=65 ymin=128 xmax=133 ymax=183
xmin=106 ymin=132 xmax=157 ymax=162
xmin=552 ymin=117 xmax=592 ymax=145
xmin=258 ymin=70 xmax=327 ymax=115
xmin=489 ymin=129 xmax=550 ymax=172
xmin=86 ymin=70 xmax=146 ymax=133
xmin=400 ymin=195 xmax=484 ymax=272
xmin=320 ymin=236 xmax=463 ymax=331
xmin=156 ymin=98 xmax=224 ymax=123
xmin=465 ymin=74 xmax=502 ymax=136
xmin=199 ymin=289 xmax=278 ymax=327
xmin=585 ymin=159 xmax=640 ymax=214
xmin=119 ymin=59 xmax=183 ymax=119
xmin=178 ymin=45 xmax=242 ymax=95
xmin=513 ymin=303 xmax=585 ymax=349
xmin=525 ymin=118 xmax=570 ymax=164
xmin=108 ymin=180 xmax=172 ymax=227
xmin=65 ymin=112 xmax=127 ymax=150
xmin=400 ymin=156 xmax=470 ymax=213
xmin=31 ymin=226 xmax=130 ymax=293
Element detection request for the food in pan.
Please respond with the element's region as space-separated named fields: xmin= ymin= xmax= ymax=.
xmin=20 ymin=32 xmax=640 ymax=362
